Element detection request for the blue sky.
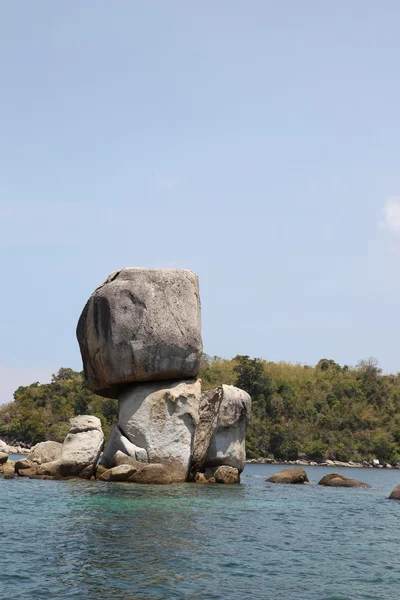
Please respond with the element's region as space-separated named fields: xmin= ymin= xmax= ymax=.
xmin=1 ymin=2 xmax=400 ymax=403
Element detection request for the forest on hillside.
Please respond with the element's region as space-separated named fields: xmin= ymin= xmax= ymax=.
xmin=1 ymin=356 xmax=400 ymax=464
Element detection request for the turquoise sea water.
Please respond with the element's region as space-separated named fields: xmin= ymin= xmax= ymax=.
xmin=1 ymin=463 xmax=400 ymax=600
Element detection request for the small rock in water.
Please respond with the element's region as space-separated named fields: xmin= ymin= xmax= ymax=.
xmin=214 ymin=465 xmax=240 ymax=484
xmin=388 ymin=484 xmax=400 ymax=500
xmin=318 ymin=473 xmax=370 ymax=488
xmin=267 ymin=467 xmax=309 ymax=484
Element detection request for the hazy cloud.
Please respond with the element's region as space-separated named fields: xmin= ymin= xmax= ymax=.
xmin=0 ymin=366 xmax=54 ymax=405
xmin=382 ymin=197 xmax=400 ymax=234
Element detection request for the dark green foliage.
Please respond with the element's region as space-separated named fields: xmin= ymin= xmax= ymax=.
xmin=199 ymin=355 xmax=400 ymax=464
xmin=0 ymin=368 xmax=117 ymax=444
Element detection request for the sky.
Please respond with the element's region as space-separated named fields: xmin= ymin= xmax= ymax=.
xmin=1 ymin=1 xmax=400 ymax=403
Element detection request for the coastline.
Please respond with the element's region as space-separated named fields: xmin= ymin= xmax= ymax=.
xmin=245 ymin=458 xmax=399 ymax=469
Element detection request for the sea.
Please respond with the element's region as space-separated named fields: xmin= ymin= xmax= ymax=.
xmin=1 ymin=460 xmax=400 ymax=600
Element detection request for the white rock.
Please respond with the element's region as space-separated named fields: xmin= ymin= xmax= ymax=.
xmin=100 ymin=422 xmax=148 ymax=468
xmin=27 ymin=441 xmax=62 ymax=464
xmin=118 ymin=379 xmax=201 ymax=481
xmin=205 ymin=385 xmax=251 ymax=473
xmin=40 ymin=415 xmax=104 ymax=479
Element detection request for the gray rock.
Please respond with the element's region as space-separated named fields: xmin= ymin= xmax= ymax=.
xmin=100 ymin=422 xmax=148 ymax=469
xmin=205 ymin=385 xmax=251 ymax=473
xmin=119 ymin=379 xmax=201 ymax=482
xmin=39 ymin=415 xmax=104 ymax=479
xmin=27 ymin=441 xmax=62 ymax=465
xmin=189 ymin=387 xmax=223 ymax=479
xmin=76 ymin=268 xmax=202 ymax=398
xmin=113 ymin=450 xmax=143 ymax=469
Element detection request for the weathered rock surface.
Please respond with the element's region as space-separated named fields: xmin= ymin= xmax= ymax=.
xmin=76 ymin=268 xmax=202 ymax=398
xmin=190 ymin=387 xmax=223 ymax=479
xmin=389 ymin=484 xmax=400 ymax=500
xmin=318 ymin=473 xmax=371 ymax=488
xmin=204 ymin=385 xmax=251 ymax=473
xmin=28 ymin=441 xmax=62 ymax=465
xmin=214 ymin=465 xmax=240 ymax=484
xmin=2 ymin=460 xmax=15 ymax=479
xmin=0 ymin=452 xmax=8 ymax=465
xmin=267 ymin=467 xmax=309 ymax=484
xmin=119 ymin=379 xmax=201 ymax=481
xmin=99 ymin=464 xmax=138 ymax=482
xmin=127 ymin=462 xmax=180 ymax=484
xmin=39 ymin=416 xmax=104 ymax=479
xmin=113 ymin=450 xmax=143 ymax=469
xmin=100 ymin=422 xmax=148 ymax=469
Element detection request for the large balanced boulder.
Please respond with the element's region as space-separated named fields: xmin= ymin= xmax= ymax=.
xmin=389 ymin=484 xmax=400 ymax=500
xmin=119 ymin=379 xmax=201 ymax=482
xmin=76 ymin=268 xmax=202 ymax=398
xmin=267 ymin=467 xmax=309 ymax=484
xmin=27 ymin=441 xmax=62 ymax=465
xmin=318 ymin=473 xmax=371 ymax=488
xmin=39 ymin=416 xmax=104 ymax=479
xmin=203 ymin=385 xmax=251 ymax=473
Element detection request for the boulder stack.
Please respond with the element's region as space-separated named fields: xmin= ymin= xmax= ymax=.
xmin=77 ymin=267 xmax=251 ymax=484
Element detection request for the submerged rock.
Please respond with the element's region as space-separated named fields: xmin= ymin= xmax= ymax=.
xmin=388 ymin=484 xmax=400 ymax=500
xmin=76 ymin=268 xmax=202 ymax=398
xmin=119 ymin=379 xmax=201 ymax=482
xmin=267 ymin=467 xmax=309 ymax=484
xmin=318 ymin=473 xmax=371 ymax=488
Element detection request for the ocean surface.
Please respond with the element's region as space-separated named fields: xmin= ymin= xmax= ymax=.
xmin=1 ymin=461 xmax=400 ymax=600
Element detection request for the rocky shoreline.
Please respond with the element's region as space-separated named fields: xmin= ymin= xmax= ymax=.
xmin=246 ymin=458 xmax=400 ymax=469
